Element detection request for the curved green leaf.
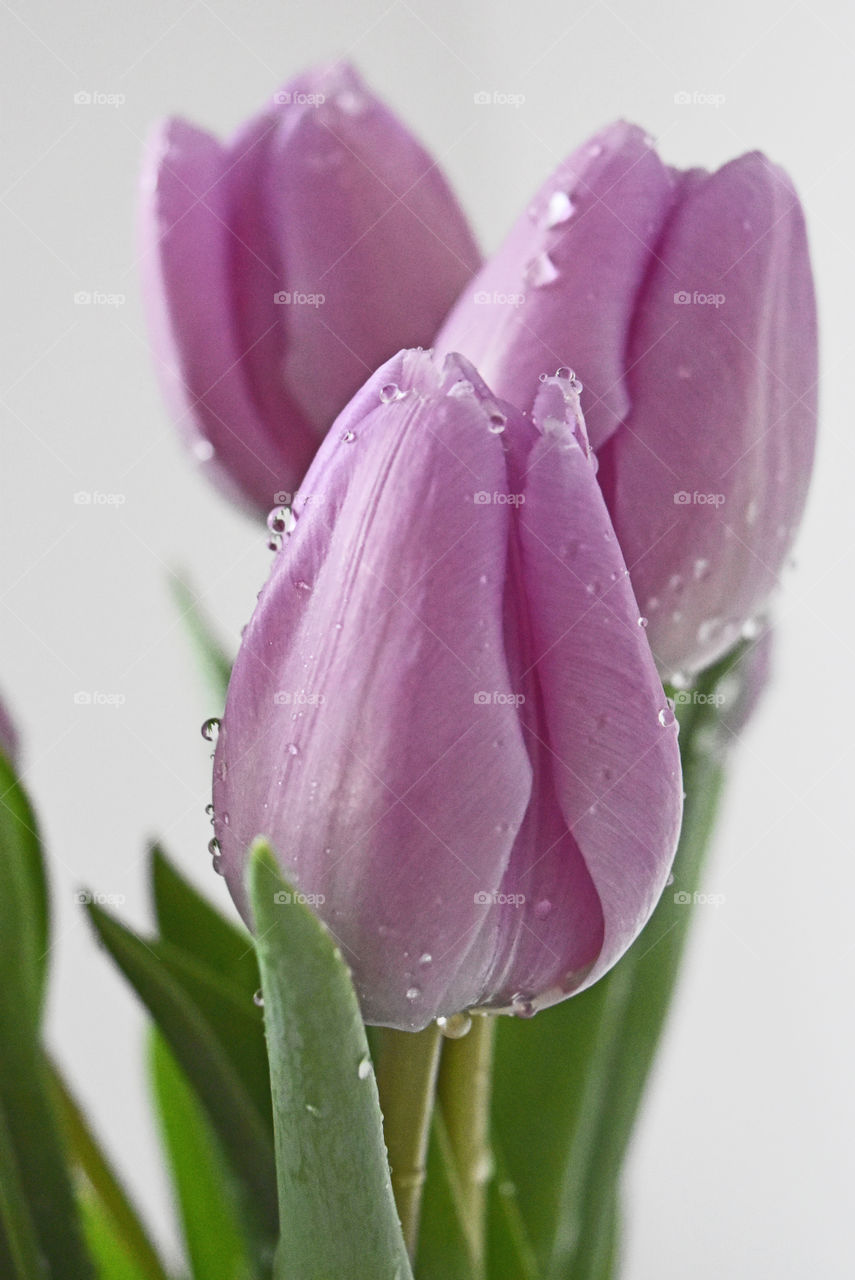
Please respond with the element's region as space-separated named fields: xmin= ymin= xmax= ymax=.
xmin=150 ymin=1032 xmax=253 ymax=1280
xmin=85 ymin=903 xmax=277 ymax=1245
xmin=248 ymin=842 xmax=413 ymax=1280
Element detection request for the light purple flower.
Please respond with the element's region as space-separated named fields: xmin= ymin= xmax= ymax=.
xmin=212 ymin=350 xmax=682 ymax=1030
xmin=438 ymin=127 xmax=818 ymax=680
xmin=140 ymin=63 xmax=480 ymax=514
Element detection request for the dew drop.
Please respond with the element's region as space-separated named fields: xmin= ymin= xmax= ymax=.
xmin=267 ymin=506 xmax=289 ymax=535
xmin=379 ymin=383 xmax=403 ymax=403
xmin=208 ymin=836 xmax=220 ymax=857
xmin=534 ymin=898 xmax=552 ymax=920
xmin=357 ymin=1055 xmax=372 ymax=1079
xmin=405 ymin=986 xmax=421 ymax=1001
xmin=253 ymin=989 xmax=264 ymax=1007
xmin=693 ymin=557 xmax=710 ymax=581
xmin=545 ymin=190 xmax=575 ymax=227
xmin=658 ymin=702 xmax=677 ymax=727
xmin=437 ymin=1012 xmax=472 ymax=1039
xmin=487 ymin=411 xmax=506 ymax=434
xmin=637 ymin=616 xmax=648 ymax=628
xmin=588 ymin=142 xmax=603 ymax=157
xmin=511 ymin=993 xmax=536 ymax=1018
xmin=555 ymin=365 xmax=583 ymax=392
xmin=419 ymin=952 xmax=433 ymax=966
xmin=305 ymin=1103 xmax=322 ymax=1117
xmin=201 ymin=717 xmax=220 ymax=743
xmin=745 ymin=498 xmax=759 ymax=526
xmin=342 ymin=429 xmax=356 ymax=443
xmin=335 ymin=87 xmax=368 ymax=117
xmin=267 ymin=532 xmax=282 ymax=553
xmin=666 ymin=872 xmax=675 ymax=886
xmin=287 ymin=743 xmax=299 ymax=757
xmin=524 ymin=251 xmax=560 ymax=288
xmin=204 ymin=802 xmax=215 ymax=820
xmin=295 ymin=579 xmax=311 ymax=592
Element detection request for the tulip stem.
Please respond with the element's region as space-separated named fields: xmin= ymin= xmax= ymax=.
xmin=436 ymin=1012 xmax=496 ymax=1274
xmin=375 ymin=1023 xmax=443 ymax=1258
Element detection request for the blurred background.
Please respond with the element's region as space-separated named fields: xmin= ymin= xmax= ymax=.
xmin=1 ymin=1 xmax=852 ymax=1275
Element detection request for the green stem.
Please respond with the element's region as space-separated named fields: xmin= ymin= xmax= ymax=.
xmin=437 ymin=1013 xmax=496 ymax=1274
xmin=376 ymin=1024 xmax=443 ymax=1258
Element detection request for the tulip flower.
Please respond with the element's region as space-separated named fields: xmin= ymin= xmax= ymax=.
xmin=211 ymin=348 xmax=682 ymax=1030
xmin=140 ymin=62 xmax=480 ymax=514
xmin=437 ymin=125 xmax=818 ymax=681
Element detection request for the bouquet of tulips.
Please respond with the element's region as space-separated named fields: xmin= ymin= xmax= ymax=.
xmin=0 ymin=61 xmax=816 ymax=1280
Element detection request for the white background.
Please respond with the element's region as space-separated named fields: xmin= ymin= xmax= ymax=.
xmin=1 ymin=1 xmax=852 ymax=1276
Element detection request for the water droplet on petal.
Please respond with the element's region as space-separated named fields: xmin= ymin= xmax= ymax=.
xmin=637 ymin=616 xmax=648 ymax=628
xmin=201 ymin=718 xmax=220 ymax=743
xmin=545 ymin=190 xmax=575 ymax=227
xmin=295 ymin=579 xmax=311 ymax=592
xmin=193 ymin=437 xmax=215 ymax=461
xmin=405 ymin=986 xmax=421 ymax=1001
xmin=267 ymin=532 xmax=282 ymax=553
xmin=524 ymin=251 xmax=560 ymax=288
xmin=287 ymin=743 xmax=299 ymax=757
xmin=379 ymin=383 xmax=403 ymax=403
xmin=253 ymin=988 xmax=264 ymax=1007
xmin=305 ymin=1103 xmax=322 ymax=1117
xmin=419 ymin=952 xmax=432 ymax=966
xmin=534 ymin=899 xmax=552 ymax=920
xmin=511 ymin=993 xmax=536 ymax=1018
xmin=342 ymin=429 xmax=356 ymax=443
xmin=437 ymin=1012 xmax=472 ymax=1039
xmin=205 ymin=801 xmax=215 ymax=820
xmin=658 ymin=703 xmax=677 ymax=727
xmin=487 ymin=411 xmax=506 ymax=434
xmin=267 ymin=506 xmax=289 ymax=535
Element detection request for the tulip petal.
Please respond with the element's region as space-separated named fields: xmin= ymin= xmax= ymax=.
xmin=260 ymin=63 xmax=482 ymax=431
xmin=214 ymin=351 xmax=534 ymax=1029
xmin=436 ymin=122 xmax=677 ymax=449
xmin=473 ymin=375 xmax=683 ymax=1008
xmin=139 ymin=119 xmax=306 ymax=511
xmin=601 ymin=153 xmax=818 ymax=677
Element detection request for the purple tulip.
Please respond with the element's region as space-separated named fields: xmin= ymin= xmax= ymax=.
xmin=437 ymin=126 xmax=818 ymax=681
xmin=211 ymin=349 xmax=682 ymax=1030
xmin=140 ymin=62 xmax=480 ymax=514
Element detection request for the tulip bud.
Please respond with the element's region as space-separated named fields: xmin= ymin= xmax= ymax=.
xmin=212 ymin=350 xmax=682 ymax=1030
xmin=140 ymin=63 xmax=480 ymax=514
xmin=437 ymin=128 xmax=817 ymax=680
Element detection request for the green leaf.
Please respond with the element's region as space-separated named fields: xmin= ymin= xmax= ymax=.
xmin=416 ymin=1112 xmax=478 ymax=1280
xmin=0 ymin=1096 xmax=44 ymax=1280
xmin=491 ymin=658 xmax=734 ymax=1280
xmin=168 ymin=572 xmax=233 ymax=703
xmin=79 ymin=1196 xmax=165 ymax=1280
xmin=0 ymin=757 xmax=93 ymax=1279
xmin=150 ymin=1032 xmax=253 ymax=1280
xmin=248 ymin=842 xmax=413 ymax=1280
xmin=486 ymin=1146 xmax=541 ymax=1280
xmin=151 ymin=844 xmax=259 ymax=998
xmin=48 ymin=1063 xmax=170 ymax=1280
xmin=85 ymin=903 xmax=277 ymax=1245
